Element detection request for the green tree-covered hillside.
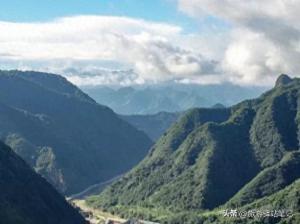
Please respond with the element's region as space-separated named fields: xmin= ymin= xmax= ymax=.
xmin=0 ymin=70 xmax=152 ymax=195
xmin=87 ymin=74 xmax=300 ymax=223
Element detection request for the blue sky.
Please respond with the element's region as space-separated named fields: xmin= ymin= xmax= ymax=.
xmin=0 ymin=0 xmax=228 ymax=33
xmin=0 ymin=1 xmax=190 ymax=25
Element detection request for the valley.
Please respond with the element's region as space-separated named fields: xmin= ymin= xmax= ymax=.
xmin=0 ymin=71 xmax=299 ymax=224
xmin=1 ymin=2 xmax=299 ymax=223
xmin=72 ymin=200 xmax=126 ymax=224
xmin=69 ymin=173 xmax=124 ymax=200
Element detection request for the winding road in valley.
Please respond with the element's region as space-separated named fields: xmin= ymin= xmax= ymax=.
xmin=69 ymin=173 xmax=124 ymax=200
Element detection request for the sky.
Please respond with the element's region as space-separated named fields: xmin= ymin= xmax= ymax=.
xmin=0 ymin=0 xmax=299 ymax=86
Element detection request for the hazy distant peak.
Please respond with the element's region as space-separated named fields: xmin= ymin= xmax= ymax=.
xmin=275 ymin=74 xmax=293 ymax=87
xmin=212 ymin=103 xmax=226 ymax=109
xmin=117 ymin=86 xmax=135 ymax=94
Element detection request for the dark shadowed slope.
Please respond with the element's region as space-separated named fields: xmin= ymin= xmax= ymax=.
xmin=0 ymin=141 xmax=86 ymax=224
xmin=0 ymin=70 xmax=152 ymax=195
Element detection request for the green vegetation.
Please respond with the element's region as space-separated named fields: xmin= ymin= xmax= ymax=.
xmin=0 ymin=70 xmax=152 ymax=195
xmin=226 ymin=152 xmax=300 ymax=207
xmin=87 ymin=75 xmax=300 ymax=223
xmin=161 ymin=180 xmax=300 ymax=224
xmin=0 ymin=141 xmax=85 ymax=224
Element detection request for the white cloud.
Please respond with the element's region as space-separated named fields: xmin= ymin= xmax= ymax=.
xmin=3 ymin=3 xmax=295 ymax=87
xmin=0 ymin=15 xmax=220 ymax=85
xmin=178 ymin=0 xmax=300 ymax=85
xmin=64 ymin=68 xmax=145 ymax=86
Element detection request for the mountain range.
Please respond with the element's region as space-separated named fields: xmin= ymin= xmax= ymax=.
xmin=120 ymin=112 xmax=181 ymax=141
xmin=87 ymin=74 xmax=300 ymax=224
xmin=1 ymin=69 xmax=298 ymax=223
xmin=0 ymin=70 xmax=152 ymax=195
xmin=82 ymin=84 xmax=265 ymax=115
xmin=0 ymin=141 xmax=86 ymax=224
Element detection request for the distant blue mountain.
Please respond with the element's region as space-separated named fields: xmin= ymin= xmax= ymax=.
xmin=83 ymin=83 xmax=266 ymax=115
xmin=120 ymin=112 xmax=181 ymax=141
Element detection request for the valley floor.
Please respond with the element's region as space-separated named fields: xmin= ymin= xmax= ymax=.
xmin=72 ymin=199 xmax=126 ymax=224
xmin=72 ymin=200 xmax=163 ymax=224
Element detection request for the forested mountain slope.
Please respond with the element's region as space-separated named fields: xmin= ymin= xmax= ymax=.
xmin=87 ymin=74 xmax=300 ymax=223
xmin=0 ymin=141 xmax=86 ymax=224
xmin=0 ymin=70 xmax=152 ymax=195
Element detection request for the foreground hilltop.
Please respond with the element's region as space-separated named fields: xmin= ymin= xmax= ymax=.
xmin=0 ymin=141 xmax=86 ymax=224
xmin=0 ymin=70 xmax=152 ymax=194
xmin=88 ymin=75 xmax=300 ymax=223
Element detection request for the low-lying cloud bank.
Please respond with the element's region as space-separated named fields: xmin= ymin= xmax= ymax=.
xmin=0 ymin=16 xmax=221 ymax=86
xmin=1 ymin=1 xmax=299 ymax=86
